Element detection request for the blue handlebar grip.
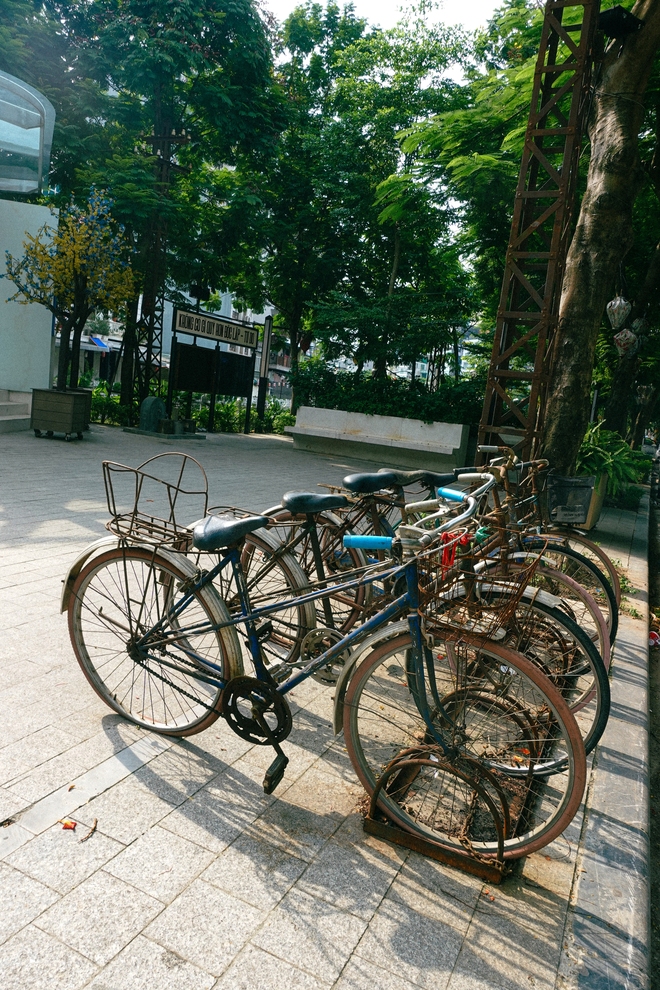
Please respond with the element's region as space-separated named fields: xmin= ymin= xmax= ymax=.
xmin=437 ymin=486 xmax=467 ymax=503
xmin=343 ymin=535 xmax=393 ymax=550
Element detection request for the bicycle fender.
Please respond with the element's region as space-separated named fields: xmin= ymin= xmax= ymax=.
xmin=61 ymin=537 xmax=120 ymax=613
xmin=332 ymin=620 xmax=409 ymax=735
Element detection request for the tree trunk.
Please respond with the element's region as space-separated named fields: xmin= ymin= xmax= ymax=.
xmin=541 ymin=0 xmax=660 ymax=473
xmin=56 ymin=320 xmax=72 ymax=390
xmin=120 ymin=296 xmax=139 ymax=411
xmin=68 ymin=311 xmax=92 ymax=389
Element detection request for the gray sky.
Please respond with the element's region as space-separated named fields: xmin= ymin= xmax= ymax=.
xmin=262 ymin=0 xmax=502 ymax=32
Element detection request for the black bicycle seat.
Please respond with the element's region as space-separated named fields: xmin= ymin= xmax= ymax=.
xmin=377 ymin=468 xmax=424 ymax=484
xmin=193 ymin=514 xmax=269 ymax=551
xmin=342 ymin=471 xmax=398 ymax=494
xmin=419 ymin=470 xmax=457 ymax=488
xmin=281 ymin=491 xmax=349 ymax=514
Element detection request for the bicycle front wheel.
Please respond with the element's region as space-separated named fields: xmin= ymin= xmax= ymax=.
xmin=69 ymin=547 xmax=240 ymax=735
xmin=343 ymin=632 xmax=586 ymax=860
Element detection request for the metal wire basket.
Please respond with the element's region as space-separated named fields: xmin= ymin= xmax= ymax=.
xmin=546 ymin=474 xmax=595 ymax=525
xmin=419 ymin=538 xmax=545 ymax=639
xmin=103 ymin=452 xmax=209 ymax=550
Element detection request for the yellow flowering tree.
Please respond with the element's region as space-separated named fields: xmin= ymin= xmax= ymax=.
xmin=5 ymin=190 xmax=135 ymax=390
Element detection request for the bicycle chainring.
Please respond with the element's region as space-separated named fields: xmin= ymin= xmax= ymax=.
xmin=221 ymin=676 xmax=292 ymax=745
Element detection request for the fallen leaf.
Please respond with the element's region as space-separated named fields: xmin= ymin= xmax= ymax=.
xmin=59 ymin=819 xmax=77 ymax=830
xmin=68 ymin=784 xmax=76 ymax=792
xmin=0 ymin=817 xmax=15 ymax=828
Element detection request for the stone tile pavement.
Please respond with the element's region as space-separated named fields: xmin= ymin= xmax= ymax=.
xmin=0 ymin=426 xmax=650 ymax=989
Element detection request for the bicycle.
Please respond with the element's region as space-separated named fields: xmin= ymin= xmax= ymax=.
xmin=65 ymin=458 xmax=586 ymax=859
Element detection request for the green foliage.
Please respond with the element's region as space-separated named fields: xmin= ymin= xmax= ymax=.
xmin=90 ymin=383 xmax=130 ymax=426
xmin=575 ymin=423 xmax=651 ymax=497
xmin=605 ymin=485 xmax=646 ymax=513
xmin=290 ymin=360 xmax=486 ymax=427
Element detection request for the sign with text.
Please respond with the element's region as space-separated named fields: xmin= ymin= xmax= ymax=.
xmin=175 ymin=308 xmax=258 ymax=349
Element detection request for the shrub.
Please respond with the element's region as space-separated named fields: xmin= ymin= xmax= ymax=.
xmin=289 ymin=361 xmax=486 ymax=427
xmin=575 ymin=423 xmax=651 ymax=496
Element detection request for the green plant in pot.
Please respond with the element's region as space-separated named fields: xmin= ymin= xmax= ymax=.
xmin=575 ymin=422 xmax=651 ymax=501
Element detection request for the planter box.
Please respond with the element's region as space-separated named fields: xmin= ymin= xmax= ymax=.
xmin=31 ymin=388 xmax=90 ymax=439
xmin=583 ymin=472 xmax=608 ymax=531
xmin=285 ymin=406 xmax=469 ymax=471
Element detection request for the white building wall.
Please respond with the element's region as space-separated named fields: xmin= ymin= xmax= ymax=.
xmin=0 ymin=199 xmax=54 ymax=391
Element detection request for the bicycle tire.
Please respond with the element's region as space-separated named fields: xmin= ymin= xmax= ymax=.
xmin=546 ymin=530 xmax=621 ymax=606
xmin=519 ymin=539 xmax=618 ymax=644
xmin=483 ymin=560 xmax=610 ymax=671
xmin=343 ymin=632 xmax=587 ymax=860
xmin=262 ymin=509 xmax=371 ymax=633
xmin=69 ymin=546 xmax=242 ymax=735
xmin=432 ymin=588 xmax=610 ymax=757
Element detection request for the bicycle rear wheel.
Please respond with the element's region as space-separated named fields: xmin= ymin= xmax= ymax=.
xmin=69 ymin=546 xmax=241 ymax=735
xmin=518 ymin=540 xmax=618 ymax=644
xmin=546 ymin=530 xmax=621 ymax=606
xmin=343 ymin=632 xmax=586 ymax=860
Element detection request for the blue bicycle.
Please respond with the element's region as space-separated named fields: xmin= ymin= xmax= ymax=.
xmin=65 ymin=455 xmax=586 ymax=859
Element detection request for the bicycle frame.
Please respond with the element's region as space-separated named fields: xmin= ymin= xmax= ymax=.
xmin=131 ymin=543 xmax=453 ymax=754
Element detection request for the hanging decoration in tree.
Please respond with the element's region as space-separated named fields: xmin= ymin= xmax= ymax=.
xmin=606 ymin=295 xmax=632 ymax=329
xmin=613 ymin=328 xmax=638 ymax=356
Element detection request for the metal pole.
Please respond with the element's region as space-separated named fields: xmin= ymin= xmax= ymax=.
xmin=256 ymin=314 xmax=272 ymax=421
xmin=166 ymin=334 xmax=177 ymax=416
xmin=244 ymin=351 xmax=256 ymax=434
xmin=208 ymin=343 xmax=219 ymax=433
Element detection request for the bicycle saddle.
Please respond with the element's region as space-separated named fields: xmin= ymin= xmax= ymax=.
xmin=343 ymin=471 xmax=398 ymax=494
xmin=376 ymin=468 xmax=457 ymax=487
xmin=192 ymin=514 xmax=269 ymax=551
xmin=281 ymin=491 xmax=349 ymax=514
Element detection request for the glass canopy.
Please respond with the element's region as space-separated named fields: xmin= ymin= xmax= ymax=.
xmin=0 ymin=71 xmax=55 ymax=194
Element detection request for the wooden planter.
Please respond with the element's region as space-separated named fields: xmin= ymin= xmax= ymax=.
xmin=31 ymin=388 xmax=90 ymax=440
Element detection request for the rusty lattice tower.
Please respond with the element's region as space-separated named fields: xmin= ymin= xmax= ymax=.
xmin=478 ymin=0 xmax=601 ymax=460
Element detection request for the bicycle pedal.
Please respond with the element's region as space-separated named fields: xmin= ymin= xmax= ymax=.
xmin=263 ymin=753 xmax=289 ymax=794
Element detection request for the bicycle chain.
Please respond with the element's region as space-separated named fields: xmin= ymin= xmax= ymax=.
xmin=132 ymin=655 xmax=221 ymax=713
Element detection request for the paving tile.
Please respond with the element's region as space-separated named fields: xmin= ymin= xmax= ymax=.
xmin=6 ymin=822 xmax=124 ymax=894
xmin=247 ymin=796 xmax=341 ymax=862
xmin=201 ymin=831 xmax=307 ymax=909
xmin=0 ymin=821 xmax=31 ymax=859
xmin=334 ymin=955 xmax=423 ymax=990
xmin=105 ymin=824 xmax=214 ymax=902
xmin=296 ymin=833 xmax=399 ymax=920
xmin=36 ymin=868 xmax=163 ymax=965
xmin=75 ymin=775 xmax=179 ymax=845
xmin=387 ymin=851 xmax=483 ymax=926
xmin=159 ymin=764 xmax=277 ymax=854
xmin=0 ymin=860 xmax=59 ymax=945
xmin=252 ymin=886 xmax=367 ymax=984
xmin=0 ymin=787 xmax=24 ymax=821
xmin=145 ymin=878 xmax=266 ymax=976
xmin=85 ymin=934 xmax=215 ymax=990
xmin=213 ymin=943 xmax=330 ymax=990
xmin=354 ymin=892 xmax=464 ymax=990
xmin=0 ymin=725 xmax=76 ymax=786
xmin=448 ymin=904 xmax=558 ymax=990
xmin=131 ymin=739 xmax=227 ymax=803
xmin=8 ymin=749 xmax=89 ymax=805
xmin=0 ymin=925 xmax=98 ymax=990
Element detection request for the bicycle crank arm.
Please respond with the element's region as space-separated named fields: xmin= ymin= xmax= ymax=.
xmin=251 ymin=705 xmax=290 ymax=794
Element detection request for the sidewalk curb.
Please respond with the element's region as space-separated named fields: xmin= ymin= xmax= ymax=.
xmin=557 ymin=495 xmax=650 ymax=990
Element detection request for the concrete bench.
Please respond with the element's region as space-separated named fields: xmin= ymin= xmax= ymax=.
xmin=285 ymin=406 xmax=469 ymax=470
